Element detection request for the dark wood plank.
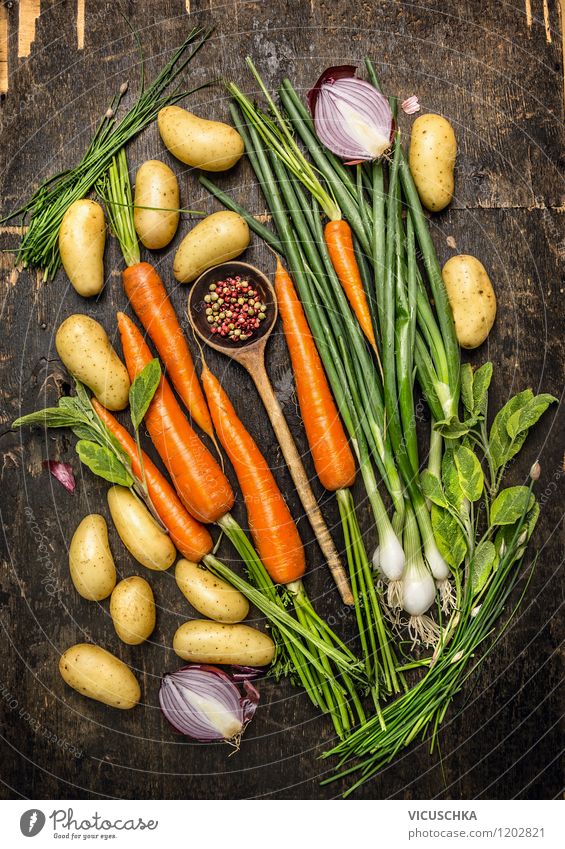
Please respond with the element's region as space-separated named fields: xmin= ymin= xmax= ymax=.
xmin=0 ymin=0 xmax=563 ymax=800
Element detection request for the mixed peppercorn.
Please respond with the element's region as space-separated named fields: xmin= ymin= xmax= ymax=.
xmin=204 ymin=276 xmax=267 ymax=341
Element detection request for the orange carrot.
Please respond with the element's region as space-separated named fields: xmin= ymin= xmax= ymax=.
xmin=91 ymin=399 xmax=213 ymax=561
xmin=274 ymin=258 xmax=356 ymax=492
xmin=116 ymin=312 xmax=234 ymax=524
xmin=324 ymin=219 xmax=377 ymax=349
xmin=122 ymin=262 xmax=214 ymax=439
xmin=201 ymin=363 xmax=305 ymax=585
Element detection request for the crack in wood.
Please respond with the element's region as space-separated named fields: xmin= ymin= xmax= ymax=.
xmin=543 ymin=0 xmax=552 ymax=43
xmin=18 ymin=0 xmax=41 ymax=59
xmin=77 ymin=0 xmax=85 ymax=51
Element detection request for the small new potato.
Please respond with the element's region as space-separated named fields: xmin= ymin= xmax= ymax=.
xmin=107 ymin=486 xmax=176 ymax=571
xmin=59 ymin=643 xmax=140 ymax=709
xmin=133 ymin=159 xmax=180 ymax=250
xmin=110 ymin=576 xmax=156 ymax=645
xmin=173 ymin=211 xmax=250 ymax=284
xmin=175 ymin=559 xmax=249 ymax=624
xmin=173 ymin=620 xmax=275 ymax=666
xmin=55 ymin=315 xmax=130 ymax=411
xmin=442 ymin=255 xmax=497 ymax=349
xmin=69 ymin=514 xmax=116 ymax=601
xmin=59 ymin=199 xmax=106 ymax=297
xmin=158 ymin=105 xmax=244 ymax=172
xmin=409 ymin=114 xmax=457 ymax=212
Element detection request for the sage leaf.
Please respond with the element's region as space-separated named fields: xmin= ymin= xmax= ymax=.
xmin=129 ymin=359 xmax=161 ymax=431
xmin=495 ymin=501 xmax=540 ymax=557
xmin=506 ymin=393 xmax=557 ymax=441
xmin=490 ymin=486 xmax=533 ymax=526
xmin=435 ymin=417 xmax=474 ymax=440
xmin=75 ymin=440 xmax=134 ymax=487
xmin=472 ymin=362 xmax=493 ymax=417
xmin=471 ymin=540 xmax=497 ymax=594
xmin=454 ymin=444 xmax=484 ymax=502
xmin=488 ymin=390 xmax=533 ymax=470
xmin=431 ymin=504 xmax=467 ymax=568
xmin=442 ymin=448 xmax=467 ymax=514
xmin=13 ymin=407 xmax=87 ymax=429
xmin=461 ymin=364 xmax=474 ymax=414
xmin=420 ymin=470 xmax=448 ymax=508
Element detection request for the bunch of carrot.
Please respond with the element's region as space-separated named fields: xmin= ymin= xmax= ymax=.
xmin=98 ymin=150 xmax=365 ymax=737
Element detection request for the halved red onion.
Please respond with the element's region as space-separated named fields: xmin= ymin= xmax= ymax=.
xmin=159 ymin=665 xmax=260 ymax=745
xmin=229 ymin=664 xmax=264 ymax=682
xmin=43 ymin=460 xmax=76 ymax=493
xmin=307 ymin=65 xmax=393 ymax=161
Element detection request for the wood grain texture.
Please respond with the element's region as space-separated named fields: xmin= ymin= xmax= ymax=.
xmin=0 ymin=0 xmax=563 ymax=800
xmin=0 ymin=3 xmax=7 ymax=94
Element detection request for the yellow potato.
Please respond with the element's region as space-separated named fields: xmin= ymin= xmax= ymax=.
xmin=59 ymin=643 xmax=140 ymax=709
xmin=173 ymin=211 xmax=250 ymax=284
xmin=69 ymin=514 xmax=116 ymax=601
xmin=107 ymin=486 xmax=176 ymax=571
xmin=55 ymin=315 xmax=130 ymax=411
xmin=110 ymin=576 xmax=156 ymax=645
xmin=442 ymin=255 xmax=497 ymax=349
xmin=173 ymin=620 xmax=275 ymax=666
xmin=175 ymin=559 xmax=249 ymax=624
xmin=133 ymin=159 xmax=180 ymax=250
xmin=158 ymin=105 xmax=244 ymax=172
xmin=59 ymin=199 xmax=106 ymax=297
xmin=409 ymin=114 xmax=457 ymax=212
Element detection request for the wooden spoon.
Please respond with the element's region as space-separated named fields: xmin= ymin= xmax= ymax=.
xmin=188 ymin=261 xmax=353 ymax=605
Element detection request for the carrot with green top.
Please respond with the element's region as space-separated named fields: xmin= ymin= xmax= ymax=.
xmin=122 ymin=262 xmax=214 ymax=439
xmin=91 ymin=400 xmax=213 ymax=560
xmin=117 ymin=311 xmax=234 ymax=524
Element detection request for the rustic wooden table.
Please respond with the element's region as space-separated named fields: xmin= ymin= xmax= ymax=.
xmin=0 ymin=0 xmax=563 ymax=800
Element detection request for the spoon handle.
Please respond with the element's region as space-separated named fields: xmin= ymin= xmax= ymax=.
xmin=249 ymin=359 xmax=353 ymax=605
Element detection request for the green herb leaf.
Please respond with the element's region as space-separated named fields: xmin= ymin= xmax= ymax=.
xmin=506 ymin=393 xmax=557 ymax=440
xmin=454 ymin=444 xmax=484 ymax=502
xmin=420 ymin=470 xmax=449 ymax=508
xmin=13 ymin=407 xmax=88 ymax=429
xmin=472 ymin=362 xmax=493 ymax=417
xmin=461 ymin=364 xmax=474 ymax=414
xmin=75 ymin=440 xmax=133 ymax=487
xmin=435 ymin=417 xmax=475 ymax=440
xmin=494 ymin=501 xmax=540 ymax=557
xmin=471 ymin=540 xmax=497 ymax=594
xmin=431 ymin=504 xmax=467 ymax=568
xmin=490 ymin=486 xmax=533 ymax=526
xmin=488 ymin=390 xmax=533 ymax=470
xmin=442 ymin=448 xmax=467 ymax=515
xmin=129 ymin=359 xmax=161 ymax=431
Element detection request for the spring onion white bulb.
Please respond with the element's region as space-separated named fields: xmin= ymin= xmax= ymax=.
xmin=401 ymin=506 xmax=441 ymax=646
xmin=379 ymin=527 xmax=406 ymax=582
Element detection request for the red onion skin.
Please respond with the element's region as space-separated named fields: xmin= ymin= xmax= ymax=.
xmin=43 ymin=460 xmax=76 ymax=493
xmin=307 ymin=64 xmax=357 ymax=114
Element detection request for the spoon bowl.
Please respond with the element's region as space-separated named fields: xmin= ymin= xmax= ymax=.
xmin=188 ymin=261 xmax=277 ymax=357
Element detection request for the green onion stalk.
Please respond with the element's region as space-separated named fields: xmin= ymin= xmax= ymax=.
xmin=222 ymin=72 xmax=455 ymax=625
xmin=205 ymin=100 xmax=404 ymax=701
xmin=274 ymin=74 xmax=457 ymax=605
xmin=98 ymin=149 xmax=366 ymax=740
xmin=1 ymin=27 xmax=212 ymax=279
xmin=322 ymin=487 xmax=538 ymax=795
